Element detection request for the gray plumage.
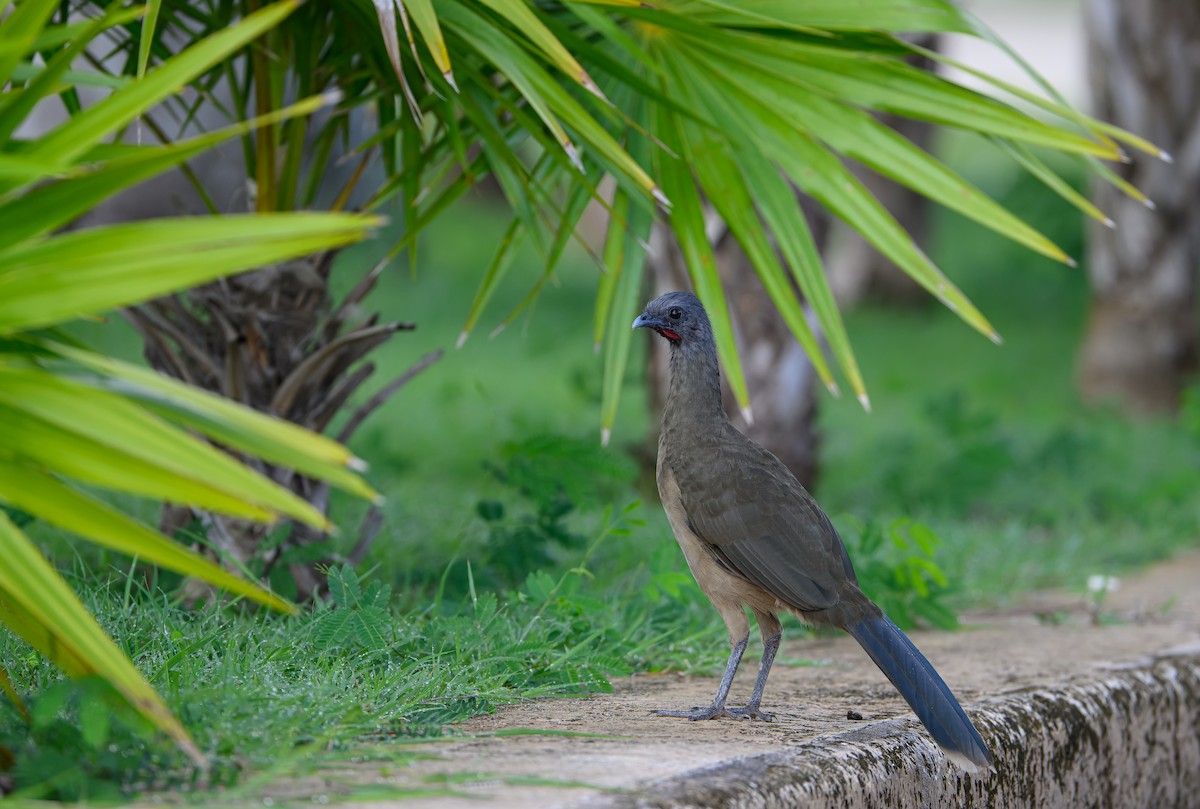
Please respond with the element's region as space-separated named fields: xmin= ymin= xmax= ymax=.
xmin=634 ymin=290 xmax=994 ymax=774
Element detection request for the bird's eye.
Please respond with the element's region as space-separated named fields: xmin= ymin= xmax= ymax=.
xmin=668 ymin=306 xmax=683 ymax=320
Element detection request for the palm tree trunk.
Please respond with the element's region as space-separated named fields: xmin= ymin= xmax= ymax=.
xmin=1077 ymin=0 xmax=1200 ymax=414
xmin=130 ymin=254 xmax=440 ymax=600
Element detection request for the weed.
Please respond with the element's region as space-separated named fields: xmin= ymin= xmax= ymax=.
xmin=471 ymin=435 xmax=636 ymax=590
xmin=837 ymin=517 xmax=958 ymax=631
xmin=306 ymin=566 xmax=394 ymax=651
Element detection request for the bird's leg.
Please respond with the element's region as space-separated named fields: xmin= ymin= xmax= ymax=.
xmin=727 ymin=631 xmax=780 ymax=721
xmin=653 ymin=635 xmax=747 ymax=720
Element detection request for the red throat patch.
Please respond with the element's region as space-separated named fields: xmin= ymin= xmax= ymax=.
xmin=658 ymin=328 xmax=681 ymax=342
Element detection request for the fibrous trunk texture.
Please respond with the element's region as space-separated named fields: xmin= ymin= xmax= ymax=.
xmin=1078 ymin=0 xmax=1200 ymax=414
xmin=129 ymin=253 xmax=441 ymax=600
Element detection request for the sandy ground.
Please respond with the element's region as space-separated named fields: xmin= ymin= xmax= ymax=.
xmin=256 ymin=548 xmax=1200 ymax=808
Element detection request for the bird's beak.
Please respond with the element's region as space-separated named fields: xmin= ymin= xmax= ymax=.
xmin=632 ymin=312 xmax=658 ymax=331
xmin=632 ymin=312 xmax=681 ymax=343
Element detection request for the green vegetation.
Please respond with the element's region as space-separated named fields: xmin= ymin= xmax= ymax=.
xmin=0 ymin=0 xmax=380 ymax=764
xmin=2 ymin=509 xmax=722 ymax=800
xmin=2 ymin=0 xmax=1186 ymax=800
xmin=4 ymin=152 xmax=1199 ymax=802
xmin=821 ymin=146 xmax=1200 ymax=606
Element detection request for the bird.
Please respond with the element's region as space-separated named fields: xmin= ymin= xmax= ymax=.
xmin=633 ymin=290 xmax=994 ymax=774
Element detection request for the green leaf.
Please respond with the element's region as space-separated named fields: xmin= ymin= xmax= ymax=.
xmin=991 ymin=138 xmax=1114 ymax=228
xmin=473 ymin=0 xmax=606 ymax=99
xmin=458 ymin=218 xmax=525 ymax=347
xmin=687 ymin=59 xmax=1000 ymax=344
xmin=0 ymin=5 xmax=142 ymax=145
xmin=457 ymin=84 xmax=548 ymax=253
xmin=599 ymin=190 xmax=652 ymax=445
xmin=43 ymin=342 xmax=366 ymax=476
xmin=774 ymin=136 xmax=1000 ymax=343
xmin=0 ymin=0 xmax=60 ymax=89
xmin=137 ymin=0 xmax=164 ymax=78
xmin=734 ymin=146 xmax=866 ymax=405
xmin=910 ymin=40 xmax=1166 ymax=161
xmin=652 ymin=101 xmax=752 ymax=417
xmin=373 ymin=0 xmax=423 ymax=121
xmin=0 ymin=511 xmax=203 ymax=764
xmin=25 ymin=0 xmax=301 ymax=168
xmin=1086 ymin=155 xmax=1153 ymax=208
xmin=441 ymin=2 xmax=664 ymax=204
xmin=683 ymin=0 xmax=974 ymax=33
xmin=493 ymin=162 xmax=608 ymax=335
xmin=0 ymin=213 xmax=380 ymax=333
xmin=446 ymin=6 xmax=582 ymax=172
xmin=0 ymin=460 xmax=295 ymax=613
xmin=678 ymin=115 xmax=835 ymax=393
xmin=593 ymin=191 xmax=626 ymax=353
xmin=72 ymin=378 xmax=375 ymax=502
xmin=0 ymin=366 xmax=332 ymax=529
xmin=696 ymin=50 xmax=1072 ymax=264
xmin=28 ymin=19 xmax=97 ymax=51
xmin=0 ymin=154 xmax=69 ymax=181
xmin=683 ymin=28 xmax=1119 ymax=159
xmin=402 ymin=0 xmax=455 ymax=86
xmin=0 ymin=93 xmax=338 ymax=252
xmin=6 ymin=62 xmax=129 ymax=90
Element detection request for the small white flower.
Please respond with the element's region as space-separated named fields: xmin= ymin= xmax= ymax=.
xmin=1087 ymin=575 xmax=1120 ymax=594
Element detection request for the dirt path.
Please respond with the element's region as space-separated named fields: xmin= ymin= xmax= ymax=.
xmin=262 ymin=548 xmax=1200 ymax=808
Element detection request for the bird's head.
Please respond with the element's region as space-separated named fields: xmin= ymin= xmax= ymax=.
xmin=632 ymin=291 xmax=712 ymax=349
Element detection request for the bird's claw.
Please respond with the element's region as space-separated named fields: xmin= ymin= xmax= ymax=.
xmin=726 ymin=705 xmax=774 ymax=722
xmin=652 ymin=705 xmax=772 ymax=722
xmin=652 ymin=706 xmax=732 ymax=720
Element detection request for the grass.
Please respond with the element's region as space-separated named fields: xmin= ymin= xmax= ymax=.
xmin=4 ymin=150 xmax=1200 ymax=801
xmin=2 ymin=516 xmax=722 ymax=802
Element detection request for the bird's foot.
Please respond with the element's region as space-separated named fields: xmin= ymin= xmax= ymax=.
xmin=651 ymin=706 xmax=737 ymax=721
xmin=726 ymin=705 xmax=774 ymax=722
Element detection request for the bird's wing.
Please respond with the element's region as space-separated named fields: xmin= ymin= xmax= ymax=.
xmin=674 ymin=430 xmax=854 ymax=613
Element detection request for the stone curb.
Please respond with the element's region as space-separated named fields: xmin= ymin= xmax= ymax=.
xmin=581 ymin=644 xmax=1200 ymax=809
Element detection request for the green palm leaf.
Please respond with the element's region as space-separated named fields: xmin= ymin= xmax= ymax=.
xmin=0 ymin=0 xmax=380 ymax=761
xmin=598 ymin=188 xmax=653 ymax=444
xmin=652 ymin=99 xmax=752 ymax=416
xmin=8 ymin=0 xmax=302 ymax=193
xmin=0 ymin=214 xmax=379 ymax=333
xmin=0 ymin=511 xmax=204 ymax=765
xmin=78 ymin=0 xmax=1162 ymax=434
xmin=46 ymin=342 xmax=376 ymax=499
xmin=0 ymin=462 xmax=294 ymax=612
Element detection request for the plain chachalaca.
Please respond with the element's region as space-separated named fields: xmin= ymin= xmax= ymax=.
xmin=633 ymin=290 xmax=994 ymax=774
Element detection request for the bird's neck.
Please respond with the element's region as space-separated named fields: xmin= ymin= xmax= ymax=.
xmin=663 ymin=341 xmax=727 ymax=432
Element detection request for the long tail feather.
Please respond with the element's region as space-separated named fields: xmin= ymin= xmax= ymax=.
xmin=848 ymin=615 xmax=994 ymax=773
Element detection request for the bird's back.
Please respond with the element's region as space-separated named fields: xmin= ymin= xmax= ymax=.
xmin=659 ymin=419 xmax=863 ymax=620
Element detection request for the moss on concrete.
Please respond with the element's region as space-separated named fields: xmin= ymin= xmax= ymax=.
xmin=588 ymin=647 xmax=1200 ymax=809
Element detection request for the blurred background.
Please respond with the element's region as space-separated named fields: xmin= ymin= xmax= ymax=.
xmin=5 ymin=0 xmax=1198 ymax=797
xmin=61 ymin=0 xmax=1199 ymax=615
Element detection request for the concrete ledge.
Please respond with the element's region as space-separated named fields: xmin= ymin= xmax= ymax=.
xmin=584 ymin=645 xmax=1200 ymax=809
xmin=306 ymin=554 xmax=1200 ymax=809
